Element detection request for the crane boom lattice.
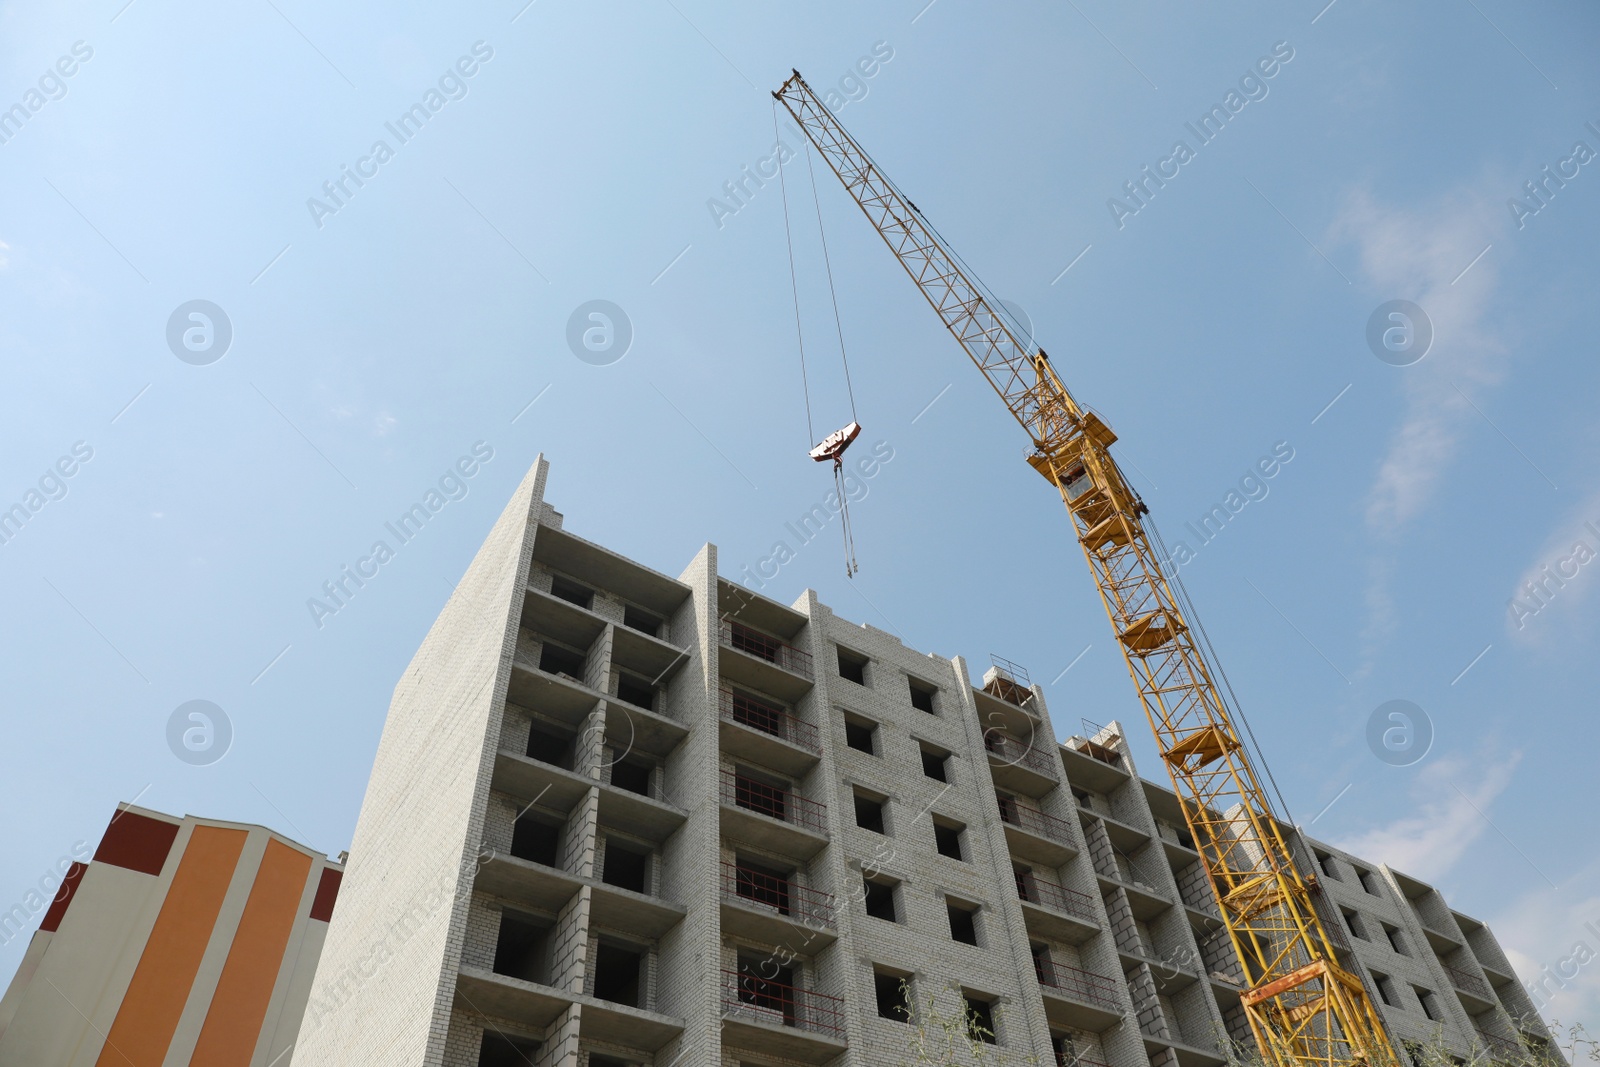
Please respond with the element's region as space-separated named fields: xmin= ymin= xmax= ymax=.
xmin=773 ymin=71 xmax=1394 ymax=1067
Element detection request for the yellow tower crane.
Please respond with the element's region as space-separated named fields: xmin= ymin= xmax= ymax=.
xmin=773 ymin=70 xmax=1395 ymax=1067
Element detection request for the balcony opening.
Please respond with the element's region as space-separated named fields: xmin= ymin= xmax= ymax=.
xmin=996 ymin=791 xmax=1019 ymax=824
xmin=736 ymin=953 xmax=797 ymax=1027
xmin=854 ymin=790 xmax=887 ymax=834
xmin=734 ymin=859 xmax=793 ymax=915
xmin=601 ymin=840 xmax=650 ymax=894
xmin=908 ymin=678 xmax=936 ymax=713
xmin=610 ymin=757 xmax=651 ymax=797
xmin=933 ymin=818 xmax=965 ymax=861
xmin=492 ymin=911 xmax=553 ymax=984
xmin=549 ymin=575 xmax=594 ymax=609
xmin=733 ymin=770 xmax=789 ymax=823
xmin=592 ymin=942 xmax=644 ymax=1007
xmin=729 ymin=621 xmax=781 ymax=663
xmin=964 ymin=992 xmax=998 ymax=1045
xmin=478 ymin=1031 xmax=541 ymax=1067
xmin=525 ymin=724 xmax=575 ymax=769
xmin=874 ymin=968 xmax=911 ymax=1023
xmin=538 ymin=641 xmax=586 ymax=680
xmin=837 ymin=647 xmax=868 ymax=685
xmin=1014 ymin=866 xmax=1035 ymax=903
xmin=1032 ymin=944 xmax=1053 ymax=985
xmin=920 ymin=745 xmax=949 ymax=782
xmin=863 ymin=876 xmax=899 ymax=922
xmin=947 ymin=899 xmax=979 ymax=946
xmin=623 ymin=603 xmax=662 ymax=637
xmin=511 ymin=813 xmax=561 ymax=868
xmin=615 ymin=674 xmax=656 ymax=711
xmin=844 ymin=715 xmax=877 ymax=755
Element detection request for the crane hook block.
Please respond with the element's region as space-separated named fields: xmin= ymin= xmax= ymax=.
xmin=809 ymin=421 xmax=862 ymax=464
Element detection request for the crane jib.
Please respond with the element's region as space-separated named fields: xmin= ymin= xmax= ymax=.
xmin=774 ymin=69 xmax=1397 ymax=1067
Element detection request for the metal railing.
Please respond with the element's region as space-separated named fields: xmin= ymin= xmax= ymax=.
xmin=720 ymin=621 xmax=813 ymax=679
xmin=1034 ymin=957 xmax=1120 ymax=1011
xmin=722 ymin=968 xmax=844 ymax=1039
xmin=718 ymin=688 xmax=819 ymax=752
xmin=997 ymin=795 xmax=1076 ymax=846
xmin=1446 ymin=965 xmax=1491 ymax=998
xmin=984 ymin=731 xmax=1055 ymax=777
xmin=1015 ymin=870 xmax=1097 ymax=923
xmin=721 ymin=771 xmax=828 ymax=835
xmin=721 ymin=862 xmax=835 ymax=927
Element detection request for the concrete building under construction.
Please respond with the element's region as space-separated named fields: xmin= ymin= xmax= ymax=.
xmin=293 ymin=456 xmax=1553 ymax=1067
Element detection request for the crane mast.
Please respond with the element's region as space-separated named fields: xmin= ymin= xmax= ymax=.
xmin=774 ymin=71 xmax=1393 ymax=1067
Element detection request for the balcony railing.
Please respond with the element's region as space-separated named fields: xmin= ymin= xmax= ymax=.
xmin=1015 ymin=870 xmax=1097 ymax=923
xmin=721 ymin=771 xmax=828 ymax=835
xmin=984 ymin=732 xmax=1055 ymax=777
xmin=1446 ymin=965 xmax=1490 ymax=999
xmin=720 ymin=622 xmax=813 ymax=679
xmin=998 ymin=795 xmax=1076 ymax=846
xmin=1058 ymin=1055 xmax=1112 ymax=1067
xmin=723 ymin=968 xmax=844 ymax=1039
xmin=1034 ymin=958 xmax=1120 ymax=1012
xmin=718 ymin=687 xmax=819 ymax=752
xmin=721 ymin=862 xmax=835 ymax=927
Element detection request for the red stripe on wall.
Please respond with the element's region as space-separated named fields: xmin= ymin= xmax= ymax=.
xmin=94 ymin=809 xmax=180 ymax=876
xmin=39 ymin=862 xmax=87 ymax=932
xmin=309 ymin=866 xmax=342 ymax=922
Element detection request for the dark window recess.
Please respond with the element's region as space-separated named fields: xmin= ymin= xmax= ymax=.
xmin=1014 ymin=867 xmax=1035 ymax=902
xmin=511 ymin=816 xmax=560 ymax=868
xmin=492 ymin=912 xmax=552 ymax=983
xmin=874 ymin=970 xmax=911 ymax=1022
xmin=737 ymin=956 xmax=796 ymax=1025
xmin=921 ymin=747 xmax=948 ymax=782
xmin=615 ymin=675 xmax=655 ymax=710
xmin=589 ymin=1057 xmax=641 ymax=1067
xmin=622 ymin=603 xmax=661 ymax=637
xmin=845 ymin=718 xmax=876 ymax=755
xmin=995 ymin=792 xmax=1018 ymax=823
xmin=908 ymin=680 xmax=936 ymax=713
xmin=934 ymin=820 xmax=964 ymax=861
xmin=947 ymin=901 xmax=979 ymax=945
xmin=548 ymin=575 xmax=594 ymax=609
xmin=735 ymin=773 xmax=787 ymax=822
xmin=602 ymin=843 xmax=649 ymax=893
xmin=525 ymin=725 xmax=575 ymax=769
xmin=1341 ymin=908 xmax=1366 ymax=940
xmin=478 ymin=1031 xmax=542 ymax=1067
xmin=863 ymin=878 xmax=898 ymax=922
xmin=1316 ymin=851 xmax=1338 ymax=879
xmin=1358 ymin=868 xmax=1383 ymax=897
xmin=592 ymin=943 xmax=643 ymax=1007
xmin=1384 ymin=924 xmax=1408 ymax=955
xmin=837 ymin=648 xmax=868 ymax=685
xmin=538 ymin=642 xmax=586 ymax=679
xmin=1373 ymin=972 xmax=1398 ymax=1008
xmin=610 ymin=759 xmax=651 ymax=797
xmin=736 ymin=861 xmax=792 ymax=915
xmin=964 ymin=995 xmax=997 ymax=1044
xmin=1415 ymin=986 xmax=1441 ymax=1021
xmin=854 ymin=792 xmax=887 ymax=833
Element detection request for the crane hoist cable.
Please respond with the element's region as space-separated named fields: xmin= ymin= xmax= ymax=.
xmin=773 ymin=100 xmax=864 ymax=578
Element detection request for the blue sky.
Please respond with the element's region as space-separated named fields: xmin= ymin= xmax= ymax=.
xmin=2 ymin=0 xmax=1597 ymax=1030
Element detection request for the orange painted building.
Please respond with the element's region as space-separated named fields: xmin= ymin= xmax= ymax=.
xmin=0 ymin=803 xmax=342 ymax=1066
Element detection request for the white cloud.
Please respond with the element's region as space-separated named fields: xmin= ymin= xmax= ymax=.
xmin=1333 ymin=751 xmax=1517 ymax=882
xmin=1490 ymin=855 xmax=1600 ymax=1031
xmin=1506 ymin=485 xmax=1600 ymax=646
xmin=1329 ymin=186 xmax=1506 ymax=536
